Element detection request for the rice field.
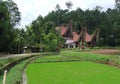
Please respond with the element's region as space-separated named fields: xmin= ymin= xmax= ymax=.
xmin=26 ymin=61 xmax=120 ymax=84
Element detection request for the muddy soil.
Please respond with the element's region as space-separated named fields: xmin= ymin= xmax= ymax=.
xmin=89 ymin=49 xmax=120 ymax=55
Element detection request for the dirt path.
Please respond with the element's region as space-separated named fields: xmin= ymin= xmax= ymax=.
xmin=88 ymin=49 xmax=120 ymax=55
xmin=0 ymin=52 xmax=56 ymax=60
xmin=22 ymin=69 xmax=27 ymax=84
xmin=0 ymin=53 xmax=31 ymax=60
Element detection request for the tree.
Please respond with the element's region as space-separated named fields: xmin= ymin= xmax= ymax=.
xmin=115 ymin=0 xmax=120 ymax=11
xmin=0 ymin=0 xmax=21 ymax=53
xmin=66 ymin=1 xmax=73 ymax=10
xmin=55 ymin=4 xmax=60 ymax=11
xmin=5 ymin=0 xmax=21 ymax=26
xmin=12 ymin=28 xmax=26 ymax=53
xmin=43 ymin=30 xmax=64 ymax=52
xmin=31 ymin=15 xmax=44 ymax=43
xmin=93 ymin=6 xmax=103 ymax=12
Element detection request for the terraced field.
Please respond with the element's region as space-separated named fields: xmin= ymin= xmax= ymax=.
xmin=0 ymin=50 xmax=120 ymax=84
xmin=26 ymin=51 xmax=120 ymax=84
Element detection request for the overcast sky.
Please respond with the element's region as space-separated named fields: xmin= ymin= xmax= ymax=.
xmin=13 ymin=0 xmax=115 ymax=28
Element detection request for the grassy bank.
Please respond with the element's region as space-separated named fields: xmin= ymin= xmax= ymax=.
xmin=0 ymin=59 xmax=28 ymax=84
xmin=0 ymin=52 xmax=55 ymax=84
xmin=34 ymin=51 xmax=110 ymax=63
xmin=0 ymin=57 xmax=22 ymax=68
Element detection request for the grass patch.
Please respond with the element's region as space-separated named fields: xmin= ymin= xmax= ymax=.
xmin=26 ymin=61 xmax=120 ymax=84
xmin=34 ymin=55 xmax=79 ymax=63
xmin=110 ymin=55 xmax=120 ymax=65
xmin=0 ymin=58 xmax=17 ymax=67
xmin=34 ymin=51 xmax=110 ymax=63
xmin=0 ymin=57 xmax=28 ymax=68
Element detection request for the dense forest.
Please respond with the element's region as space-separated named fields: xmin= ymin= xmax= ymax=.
xmin=0 ymin=0 xmax=120 ymax=53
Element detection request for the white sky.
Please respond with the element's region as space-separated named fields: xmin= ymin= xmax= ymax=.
xmin=13 ymin=0 xmax=115 ymax=28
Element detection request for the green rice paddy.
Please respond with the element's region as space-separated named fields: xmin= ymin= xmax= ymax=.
xmin=26 ymin=61 xmax=120 ymax=84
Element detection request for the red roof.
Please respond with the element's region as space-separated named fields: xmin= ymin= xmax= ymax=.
xmin=61 ymin=26 xmax=66 ymax=35
xmin=59 ymin=25 xmax=92 ymax=43
xmin=72 ymin=32 xmax=79 ymax=42
xmin=72 ymin=32 xmax=92 ymax=43
xmin=86 ymin=32 xmax=91 ymax=42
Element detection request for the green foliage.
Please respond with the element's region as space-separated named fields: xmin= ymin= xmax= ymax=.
xmin=25 ymin=17 xmax=65 ymax=52
xmin=110 ymin=55 xmax=120 ymax=65
xmin=0 ymin=0 xmax=21 ymax=53
xmin=31 ymin=15 xmax=44 ymax=43
xmin=43 ymin=32 xmax=64 ymax=52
